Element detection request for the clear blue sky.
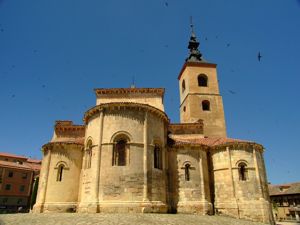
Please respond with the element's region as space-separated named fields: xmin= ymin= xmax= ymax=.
xmin=0 ymin=0 xmax=299 ymax=184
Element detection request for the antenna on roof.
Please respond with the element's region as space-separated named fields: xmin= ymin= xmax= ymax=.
xmin=131 ymin=75 xmax=136 ymax=88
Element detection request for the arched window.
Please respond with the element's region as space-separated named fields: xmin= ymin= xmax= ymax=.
xmin=85 ymin=140 xmax=93 ymax=169
xmin=182 ymin=80 xmax=186 ymax=93
xmin=202 ymin=100 xmax=210 ymax=111
xmin=154 ymin=144 xmax=162 ymax=169
xmin=113 ymin=139 xmax=128 ymax=166
xmin=57 ymin=164 xmax=64 ymax=182
xmin=185 ymin=164 xmax=191 ymax=181
xmin=238 ymin=162 xmax=248 ymax=181
xmin=198 ymin=74 xmax=208 ymax=87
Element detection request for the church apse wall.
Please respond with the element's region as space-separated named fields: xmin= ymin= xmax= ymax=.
xmin=212 ymin=145 xmax=273 ymax=223
xmin=43 ymin=144 xmax=83 ymax=212
xmin=78 ymin=103 xmax=168 ymax=213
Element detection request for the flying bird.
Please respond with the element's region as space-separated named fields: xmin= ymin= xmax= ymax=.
xmin=258 ymin=52 xmax=262 ymax=61
xmin=228 ymin=90 xmax=236 ymax=95
xmin=226 ymin=43 xmax=230 ymax=47
xmin=165 ymin=2 xmax=168 ymax=7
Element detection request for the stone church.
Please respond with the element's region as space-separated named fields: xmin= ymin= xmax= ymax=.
xmin=33 ymin=29 xmax=274 ymax=224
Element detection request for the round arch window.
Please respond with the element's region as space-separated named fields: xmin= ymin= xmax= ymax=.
xmin=198 ymin=74 xmax=208 ymax=87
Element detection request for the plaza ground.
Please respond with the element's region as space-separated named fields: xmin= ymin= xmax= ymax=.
xmin=0 ymin=213 xmax=274 ymax=225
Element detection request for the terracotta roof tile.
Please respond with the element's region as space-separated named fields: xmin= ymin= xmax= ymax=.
xmin=0 ymin=160 xmax=33 ymax=170
xmin=26 ymin=162 xmax=41 ymax=171
xmin=269 ymin=182 xmax=300 ymax=196
xmin=0 ymin=152 xmax=41 ymax=172
xmin=0 ymin=152 xmax=27 ymax=160
xmin=27 ymin=158 xmax=41 ymax=164
xmin=170 ymin=136 xmax=258 ymax=147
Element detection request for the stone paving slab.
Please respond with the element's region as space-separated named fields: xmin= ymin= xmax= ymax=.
xmin=0 ymin=213 xmax=268 ymax=225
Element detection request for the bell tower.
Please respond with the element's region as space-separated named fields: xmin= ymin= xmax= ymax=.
xmin=178 ymin=24 xmax=226 ymax=137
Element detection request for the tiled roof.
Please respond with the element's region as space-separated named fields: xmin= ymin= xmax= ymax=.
xmin=27 ymin=162 xmax=41 ymax=171
xmin=0 ymin=152 xmax=41 ymax=172
xmin=0 ymin=152 xmax=28 ymax=160
xmin=27 ymin=158 xmax=41 ymax=164
xmin=0 ymin=160 xmax=33 ymax=170
xmin=170 ymin=136 xmax=260 ymax=148
xmin=269 ymin=182 xmax=300 ymax=196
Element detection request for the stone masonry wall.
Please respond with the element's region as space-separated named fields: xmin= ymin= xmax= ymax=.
xmin=42 ymin=144 xmax=83 ymax=212
xmin=211 ymin=146 xmax=274 ymax=224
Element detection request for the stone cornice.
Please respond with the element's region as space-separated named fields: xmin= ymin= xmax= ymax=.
xmin=94 ymin=88 xmax=165 ymax=97
xmin=169 ymin=138 xmax=264 ymax=152
xmin=168 ymin=122 xmax=204 ymax=135
xmin=42 ymin=142 xmax=84 ymax=151
xmin=83 ymin=102 xmax=169 ymax=124
xmin=178 ymin=61 xmax=217 ymax=80
xmin=54 ymin=120 xmax=85 ymax=137
xmin=212 ymin=142 xmax=264 ymax=152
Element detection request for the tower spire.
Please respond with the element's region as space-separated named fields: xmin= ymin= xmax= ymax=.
xmin=186 ymin=17 xmax=203 ymax=62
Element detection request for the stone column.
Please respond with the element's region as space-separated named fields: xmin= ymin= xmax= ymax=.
xmin=199 ymin=152 xmax=205 ymax=202
xmin=95 ymin=109 xmax=104 ymax=209
xmin=227 ymin=147 xmax=236 ymax=198
xmin=77 ymin=146 xmax=85 ymax=205
xmin=227 ymin=146 xmax=239 ymax=218
xmin=143 ymin=111 xmax=148 ymax=201
xmin=34 ymin=147 xmax=52 ymax=212
xmin=253 ymin=148 xmax=263 ymax=198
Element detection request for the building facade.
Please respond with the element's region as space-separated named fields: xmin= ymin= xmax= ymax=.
xmin=0 ymin=152 xmax=41 ymax=213
xmin=33 ymin=30 xmax=274 ymax=224
xmin=269 ymin=182 xmax=300 ymax=222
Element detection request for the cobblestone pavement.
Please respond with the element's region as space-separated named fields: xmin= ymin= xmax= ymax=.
xmin=0 ymin=213 xmax=268 ymax=225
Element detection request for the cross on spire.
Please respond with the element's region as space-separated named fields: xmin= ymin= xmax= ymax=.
xmin=186 ymin=17 xmax=203 ymax=62
xmin=190 ymin=16 xmax=196 ymax=38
